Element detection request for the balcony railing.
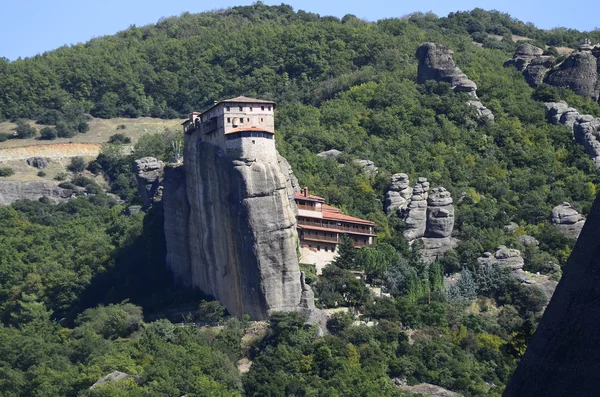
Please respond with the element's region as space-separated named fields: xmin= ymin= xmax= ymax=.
xmin=297 ymin=219 xmax=373 ymax=235
xmin=301 ymin=233 xmax=339 ymax=243
xmin=297 ymin=203 xmax=317 ymax=211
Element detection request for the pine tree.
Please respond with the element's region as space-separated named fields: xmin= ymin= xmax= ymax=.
xmin=333 ymin=234 xmax=356 ymax=269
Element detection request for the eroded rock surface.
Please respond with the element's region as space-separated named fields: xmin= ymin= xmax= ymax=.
xmin=134 ymin=157 xmax=164 ymax=208
xmin=416 ymin=42 xmax=494 ymax=121
xmin=90 ymin=371 xmax=140 ymax=390
xmin=0 ymin=181 xmax=72 ymax=205
xmin=384 ymin=173 xmax=412 ymax=215
xmin=403 ymin=178 xmax=430 ymax=241
xmin=353 ymin=159 xmax=378 ymax=176
xmin=317 ymin=149 xmax=343 ymax=159
xmin=26 ymin=157 xmax=50 ymax=169
xmin=545 ymin=47 xmax=600 ymax=103
xmin=426 ymin=187 xmax=454 ymax=238
xmin=505 ymin=192 xmax=600 ymax=396
xmin=552 ymin=202 xmax=586 ymax=239
xmin=477 ymin=246 xmax=524 ymax=270
xmin=504 ymin=44 xmax=554 ymax=87
xmin=163 ymin=134 xmax=317 ymax=321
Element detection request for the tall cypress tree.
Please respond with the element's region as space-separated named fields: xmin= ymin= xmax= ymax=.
xmin=333 ymin=234 xmax=356 ymax=269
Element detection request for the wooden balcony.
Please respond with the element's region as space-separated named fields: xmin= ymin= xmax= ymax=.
xmin=301 ymin=233 xmax=338 ymax=243
xmin=297 ymin=203 xmax=317 ymax=211
xmin=297 ymin=219 xmax=374 ymax=236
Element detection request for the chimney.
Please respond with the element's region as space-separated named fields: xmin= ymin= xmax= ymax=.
xmin=303 ymin=187 xmax=308 ymax=197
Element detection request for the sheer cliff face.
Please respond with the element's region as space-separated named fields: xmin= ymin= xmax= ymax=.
xmin=163 ymin=132 xmax=306 ymax=320
xmin=504 ymin=194 xmax=600 ymax=396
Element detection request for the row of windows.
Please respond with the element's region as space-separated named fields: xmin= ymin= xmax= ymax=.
xmin=226 ymin=131 xmax=274 ymax=140
xmin=226 ymin=105 xmax=272 ymax=112
xmin=307 ymin=244 xmax=335 ymax=252
xmin=227 ymin=117 xmax=265 ymax=123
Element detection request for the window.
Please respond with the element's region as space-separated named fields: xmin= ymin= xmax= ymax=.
xmin=261 ymin=106 xmax=265 ymax=111
xmin=252 ymin=140 xmax=255 ymax=144
xmin=227 ymin=118 xmax=231 ymax=123
xmin=247 ymin=118 xmax=250 ymax=122
xmin=317 ymin=246 xmax=321 ymax=251
xmin=250 ymin=107 xmax=253 ymax=111
xmin=226 ymin=106 xmax=230 ymax=111
xmin=239 ymin=106 xmax=243 ymax=111
xmin=268 ymin=106 xmax=272 ymax=111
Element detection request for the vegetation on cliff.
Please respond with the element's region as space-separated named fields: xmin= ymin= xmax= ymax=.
xmin=2 ymin=3 xmax=600 ymax=396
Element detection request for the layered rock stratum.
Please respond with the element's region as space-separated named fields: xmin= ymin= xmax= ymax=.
xmin=505 ymin=192 xmax=600 ymax=396
xmin=552 ymin=202 xmax=586 ymax=239
xmin=162 ymin=131 xmax=318 ymax=321
xmin=416 ymin=42 xmax=494 ymax=121
xmin=0 ymin=181 xmax=73 ymax=205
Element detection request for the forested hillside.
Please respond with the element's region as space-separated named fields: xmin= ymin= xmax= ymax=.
xmin=2 ymin=4 xmax=600 ymax=396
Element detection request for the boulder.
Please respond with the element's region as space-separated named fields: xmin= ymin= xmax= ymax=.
xmin=90 ymin=371 xmax=141 ymax=390
xmin=26 ymin=157 xmax=50 ymax=169
xmin=545 ymin=101 xmax=570 ymax=124
xmin=384 ymin=173 xmax=412 ymax=215
xmin=416 ymin=42 xmax=493 ymax=121
xmin=523 ymin=56 xmax=555 ymax=87
xmin=353 ymin=159 xmax=378 ymax=175
xmin=317 ymin=149 xmax=343 ymax=159
xmin=134 ymin=157 xmax=165 ymax=208
xmin=518 ymin=235 xmax=540 ymax=247
xmin=573 ymin=116 xmax=600 ymax=167
xmin=505 ymin=44 xmax=553 ymax=87
xmin=417 ymin=237 xmax=458 ymax=263
xmin=477 ymin=245 xmax=524 ymax=270
xmin=552 ymin=202 xmax=586 ymax=239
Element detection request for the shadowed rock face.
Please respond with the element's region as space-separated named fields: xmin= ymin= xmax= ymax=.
xmin=552 ymin=202 xmax=586 ymax=239
xmin=135 ymin=157 xmax=164 ymax=209
xmin=0 ymin=181 xmax=72 ymax=205
xmin=504 ymin=194 xmax=600 ymax=397
xmin=162 ymin=134 xmax=316 ymax=320
xmin=504 ymin=44 xmax=554 ymax=87
xmin=546 ymin=50 xmax=600 ymax=102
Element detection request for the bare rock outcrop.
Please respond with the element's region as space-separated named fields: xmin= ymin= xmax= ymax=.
xmin=317 ymin=149 xmax=343 ymax=159
xmin=545 ymin=45 xmax=600 ymax=103
xmin=353 ymin=159 xmax=378 ymax=176
xmin=403 ymin=178 xmax=430 ymax=241
xmin=544 ymin=101 xmax=600 ymax=167
xmin=26 ymin=157 xmax=50 ymax=169
xmin=416 ymin=42 xmax=494 ymax=121
xmin=384 ymin=173 xmax=412 ymax=215
xmin=90 ymin=371 xmax=140 ymax=390
xmin=163 ymin=133 xmax=316 ymax=321
xmin=477 ymin=246 xmax=524 ymax=270
xmin=505 ymin=192 xmax=600 ymax=396
xmin=135 ymin=157 xmax=164 ymax=208
xmin=0 ymin=181 xmax=73 ymax=205
xmin=401 ymin=178 xmax=458 ymax=262
xmin=426 ymin=187 xmax=454 ymax=238
xmin=552 ymin=202 xmax=586 ymax=239
xmin=504 ymin=44 xmax=554 ymax=87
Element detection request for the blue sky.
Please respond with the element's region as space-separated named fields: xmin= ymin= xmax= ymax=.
xmin=1 ymin=0 xmax=598 ymax=61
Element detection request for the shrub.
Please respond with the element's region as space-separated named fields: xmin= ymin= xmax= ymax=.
xmin=68 ymin=156 xmax=86 ymax=173
xmin=39 ymin=127 xmax=57 ymax=140
xmin=108 ymin=133 xmax=132 ymax=144
xmin=0 ymin=132 xmax=11 ymax=142
xmin=37 ymin=171 xmax=46 ymax=177
xmin=55 ymin=121 xmax=76 ymax=138
xmin=117 ymin=124 xmax=127 ymax=130
xmin=54 ymin=172 xmax=68 ymax=181
xmin=58 ymin=181 xmax=75 ymax=189
xmin=36 ymin=109 xmax=63 ymax=125
xmin=0 ymin=167 xmax=15 ymax=177
xmin=14 ymin=121 xmax=36 ymax=139
xmin=77 ymin=121 xmax=90 ymax=133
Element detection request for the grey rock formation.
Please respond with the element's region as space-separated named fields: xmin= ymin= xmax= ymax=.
xmin=392 ymin=378 xmax=459 ymax=397
xmin=518 ymin=235 xmax=540 ymax=247
xmin=163 ymin=135 xmax=316 ymax=320
xmin=134 ymin=157 xmax=164 ymax=208
xmin=425 ymin=187 xmax=454 ymax=238
xmin=317 ymin=149 xmax=343 ymax=159
xmin=384 ymin=173 xmax=412 ymax=215
xmin=504 ymin=44 xmax=554 ymax=87
xmin=552 ymin=202 xmax=586 ymax=239
xmin=26 ymin=157 xmax=50 ymax=169
xmin=416 ymin=42 xmax=494 ymax=121
xmin=544 ymin=101 xmax=600 ymax=167
xmin=545 ymin=48 xmax=600 ymax=103
xmin=90 ymin=371 xmax=140 ymax=390
xmin=477 ymin=246 xmax=524 ymax=270
xmin=417 ymin=237 xmax=459 ymax=263
xmin=0 ymin=181 xmax=72 ymax=205
xmin=403 ymin=178 xmax=430 ymax=241
xmin=573 ymin=115 xmax=600 ymax=167
xmin=505 ymin=192 xmax=600 ymax=396
xmin=353 ymin=159 xmax=378 ymax=176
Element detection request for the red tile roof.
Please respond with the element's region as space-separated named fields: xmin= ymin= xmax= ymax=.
xmin=294 ymin=191 xmax=325 ymax=201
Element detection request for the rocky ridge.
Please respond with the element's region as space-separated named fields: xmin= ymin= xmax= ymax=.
xmin=134 ymin=157 xmax=165 ymax=209
xmin=544 ymin=101 xmax=600 ymax=167
xmin=416 ymin=42 xmax=494 ymax=121
xmin=0 ymin=181 xmax=73 ymax=205
xmin=506 ymin=42 xmax=600 ymax=103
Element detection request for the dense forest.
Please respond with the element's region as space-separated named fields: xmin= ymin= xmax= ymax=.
xmin=2 ymin=3 xmax=600 ymax=396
